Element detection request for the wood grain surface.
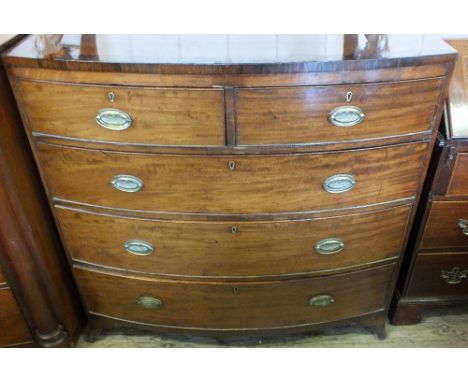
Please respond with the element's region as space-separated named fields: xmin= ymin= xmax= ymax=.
xmin=57 ymin=204 xmax=409 ymax=278
xmin=0 ymin=288 xmax=32 ymax=347
xmin=236 ymin=79 xmax=442 ymax=145
xmin=406 ymin=252 xmax=468 ymax=297
xmin=18 ymin=80 xmax=225 ymax=146
xmin=39 ymin=142 xmax=426 ymax=214
xmin=74 ymin=264 xmax=394 ymax=330
xmin=420 ymin=201 xmax=468 ymax=250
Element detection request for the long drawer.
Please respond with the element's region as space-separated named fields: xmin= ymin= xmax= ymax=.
xmin=17 ymin=81 xmax=226 ymax=146
xmin=236 ymin=79 xmax=443 ymax=145
xmin=74 ymin=264 xmax=394 ymax=330
xmin=406 ymin=252 xmax=468 ymax=297
xmin=420 ymin=201 xmax=468 ymax=250
xmin=58 ymin=205 xmax=410 ymax=278
xmin=39 ymin=142 xmax=426 ymax=214
xmin=0 ymin=287 xmax=32 ymax=347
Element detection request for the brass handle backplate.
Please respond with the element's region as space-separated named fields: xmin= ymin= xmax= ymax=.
xmin=137 ymin=296 xmax=163 ymax=309
xmin=457 ymin=219 xmax=468 ymax=236
xmin=111 ymin=174 xmax=143 ymax=193
xmin=308 ymin=294 xmax=335 ymax=307
xmin=315 ymin=238 xmax=344 ymax=255
xmin=323 ymin=174 xmax=356 ymax=193
xmin=441 ymin=267 xmax=468 ymax=285
xmin=124 ymin=240 xmax=154 ymax=256
xmin=328 ymin=105 xmax=365 ymax=127
xmin=96 ymin=108 xmax=133 ymax=131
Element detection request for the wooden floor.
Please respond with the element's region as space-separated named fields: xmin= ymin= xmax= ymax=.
xmin=77 ymin=307 xmax=468 ymax=347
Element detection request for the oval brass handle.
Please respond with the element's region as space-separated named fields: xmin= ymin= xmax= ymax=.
xmin=328 ymin=105 xmax=365 ymax=127
xmin=315 ymin=238 xmax=344 ymax=255
xmin=308 ymin=294 xmax=335 ymax=307
xmin=111 ymin=175 xmax=143 ymax=193
xmin=96 ymin=108 xmax=133 ymax=131
xmin=441 ymin=267 xmax=468 ymax=285
xmin=323 ymin=174 xmax=356 ymax=193
xmin=137 ymin=296 xmax=163 ymax=309
xmin=124 ymin=240 xmax=154 ymax=256
xmin=457 ymin=219 xmax=468 ymax=235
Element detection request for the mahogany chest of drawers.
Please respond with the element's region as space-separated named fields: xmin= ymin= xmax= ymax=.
xmin=391 ymin=39 xmax=468 ymax=324
xmin=0 ymin=34 xmax=82 ymax=347
xmin=3 ymin=34 xmax=456 ymax=339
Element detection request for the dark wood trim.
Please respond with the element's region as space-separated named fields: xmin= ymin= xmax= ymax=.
xmin=0 ymin=37 xmax=84 ymax=347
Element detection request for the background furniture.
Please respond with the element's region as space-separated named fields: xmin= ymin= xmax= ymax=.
xmin=391 ymin=39 xmax=468 ymax=324
xmin=3 ymin=34 xmax=456 ymax=340
xmin=0 ymin=34 xmax=82 ymax=347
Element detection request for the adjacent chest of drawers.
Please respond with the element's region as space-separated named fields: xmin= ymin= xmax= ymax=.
xmin=391 ymin=39 xmax=468 ymax=325
xmin=0 ymin=265 xmax=32 ymax=347
xmin=3 ymin=34 xmax=456 ymax=339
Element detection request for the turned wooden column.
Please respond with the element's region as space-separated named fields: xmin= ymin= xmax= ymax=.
xmin=0 ymin=35 xmax=83 ymax=347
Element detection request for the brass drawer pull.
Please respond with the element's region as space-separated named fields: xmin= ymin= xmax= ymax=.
xmin=137 ymin=296 xmax=163 ymax=309
xmin=124 ymin=240 xmax=154 ymax=256
xmin=441 ymin=267 xmax=468 ymax=285
xmin=457 ymin=219 xmax=468 ymax=235
xmin=308 ymin=294 xmax=335 ymax=307
xmin=328 ymin=105 xmax=365 ymax=127
xmin=111 ymin=175 xmax=143 ymax=193
xmin=315 ymin=238 xmax=344 ymax=255
xmin=96 ymin=108 xmax=133 ymax=131
xmin=323 ymin=174 xmax=356 ymax=193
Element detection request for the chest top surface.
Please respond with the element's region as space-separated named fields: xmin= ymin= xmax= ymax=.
xmin=2 ymin=34 xmax=457 ymax=75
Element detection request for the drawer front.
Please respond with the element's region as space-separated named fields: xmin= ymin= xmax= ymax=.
xmin=57 ymin=205 xmax=410 ymax=277
xmin=447 ymin=153 xmax=468 ymax=196
xmin=75 ymin=264 xmax=394 ymax=330
xmin=236 ymin=79 xmax=443 ymax=145
xmin=420 ymin=201 xmax=468 ymax=250
xmin=0 ymin=288 xmax=32 ymax=347
xmin=40 ymin=142 xmax=426 ymax=214
xmin=406 ymin=252 xmax=468 ymax=297
xmin=17 ymin=81 xmax=225 ymax=146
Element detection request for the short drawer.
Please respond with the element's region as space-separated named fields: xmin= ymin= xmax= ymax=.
xmin=447 ymin=153 xmax=468 ymax=196
xmin=17 ymin=81 xmax=225 ymax=146
xmin=57 ymin=205 xmax=410 ymax=278
xmin=40 ymin=141 xmax=426 ymax=214
xmin=235 ymin=79 xmax=442 ymax=145
xmin=406 ymin=252 xmax=468 ymax=298
xmin=420 ymin=201 xmax=468 ymax=250
xmin=0 ymin=287 xmax=32 ymax=347
xmin=74 ymin=263 xmax=394 ymax=330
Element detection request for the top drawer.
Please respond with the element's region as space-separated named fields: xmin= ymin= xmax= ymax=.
xmin=236 ymin=79 xmax=443 ymax=145
xmin=16 ymin=81 xmax=226 ymax=146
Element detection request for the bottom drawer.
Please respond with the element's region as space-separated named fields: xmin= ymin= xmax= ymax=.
xmin=0 ymin=288 xmax=32 ymax=347
xmin=75 ymin=264 xmax=395 ymax=330
xmin=407 ymin=252 xmax=468 ymax=297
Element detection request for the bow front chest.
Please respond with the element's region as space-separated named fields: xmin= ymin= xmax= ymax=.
xmin=3 ymin=34 xmax=457 ymax=339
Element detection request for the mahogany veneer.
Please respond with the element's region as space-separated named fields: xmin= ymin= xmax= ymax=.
xmin=391 ymin=39 xmax=468 ymax=325
xmin=3 ymin=34 xmax=457 ymax=340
